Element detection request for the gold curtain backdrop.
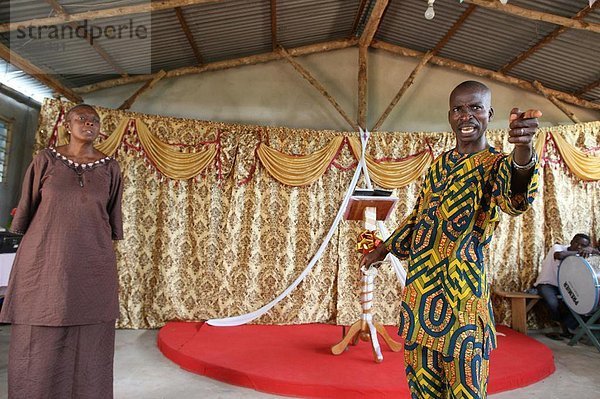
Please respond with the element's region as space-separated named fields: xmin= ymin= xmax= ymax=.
xmin=36 ymin=99 xmax=600 ymax=329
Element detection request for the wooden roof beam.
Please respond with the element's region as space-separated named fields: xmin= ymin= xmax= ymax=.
xmin=532 ymin=80 xmax=580 ymax=123
xmin=500 ymin=2 xmax=599 ymax=73
xmin=74 ymin=38 xmax=358 ymax=94
xmin=175 ymin=7 xmax=203 ymax=64
xmin=43 ymin=0 xmax=128 ymax=76
xmin=270 ymin=0 xmax=277 ymax=51
xmin=279 ymin=46 xmax=358 ymax=131
xmin=462 ymin=0 xmax=600 ymax=34
xmin=0 ymin=42 xmax=82 ymax=103
xmin=350 ymin=0 xmax=369 ymax=38
xmin=371 ymin=40 xmax=600 ymax=112
xmin=358 ymin=0 xmax=389 ymax=47
xmin=357 ymin=45 xmax=367 ymax=129
xmin=0 ymin=0 xmax=222 ymax=32
xmin=575 ymin=79 xmax=600 ymax=96
xmin=431 ymin=5 xmax=476 ymax=55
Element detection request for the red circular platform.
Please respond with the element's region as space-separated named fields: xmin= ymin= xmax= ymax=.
xmin=157 ymin=322 xmax=555 ymax=399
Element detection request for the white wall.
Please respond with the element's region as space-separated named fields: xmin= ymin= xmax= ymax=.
xmin=83 ymin=47 xmax=600 ymax=132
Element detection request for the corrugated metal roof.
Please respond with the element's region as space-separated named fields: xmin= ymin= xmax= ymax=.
xmin=0 ymin=59 xmax=53 ymax=101
xmin=376 ymin=0 xmax=469 ymax=53
xmin=277 ymin=0 xmax=360 ymax=49
xmin=508 ymin=28 xmax=600 ymax=94
xmin=0 ymin=0 xmax=598 ymax=106
xmin=182 ymin=0 xmax=272 ymax=63
xmin=509 ymin=0 xmax=588 ymax=18
xmin=438 ymin=7 xmax=558 ymax=72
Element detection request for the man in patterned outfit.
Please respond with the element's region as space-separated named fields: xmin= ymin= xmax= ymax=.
xmin=361 ymin=81 xmax=541 ymax=399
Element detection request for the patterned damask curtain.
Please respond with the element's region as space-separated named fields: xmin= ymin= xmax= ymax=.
xmin=36 ymin=99 xmax=600 ymax=328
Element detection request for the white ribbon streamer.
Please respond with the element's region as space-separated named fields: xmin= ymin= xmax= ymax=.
xmin=207 ymin=129 xmax=407 ymax=326
xmin=357 ymin=128 xmax=407 ymax=285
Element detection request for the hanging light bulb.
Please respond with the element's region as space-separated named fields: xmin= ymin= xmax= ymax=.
xmin=424 ymin=0 xmax=435 ymax=20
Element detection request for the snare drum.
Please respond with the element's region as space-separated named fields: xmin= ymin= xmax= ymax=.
xmin=558 ymin=255 xmax=600 ymax=315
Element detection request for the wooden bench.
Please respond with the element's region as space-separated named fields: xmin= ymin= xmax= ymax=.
xmin=495 ymin=290 xmax=541 ymax=334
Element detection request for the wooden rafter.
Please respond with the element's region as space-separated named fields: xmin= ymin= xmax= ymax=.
xmin=371 ymin=5 xmax=476 ymax=131
xmin=462 ymin=0 xmax=600 ymax=34
xmin=0 ymin=42 xmax=82 ymax=102
xmin=350 ymin=0 xmax=369 ymax=38
xmin=372 ymin=52 xmax=433 ymax=131
xmin=119 ymin=70 xmax=167 ymax=110
xmin=43 ymin=0 xmax=128 ymax=76
xmin=0 ymin=0 xmax=222 ymax=32
xmin=358 ymin=45 xmax=367 ymax=129
xmin=44 ymin=0 xmax=67 ymax=17
xmin=175 ymin=7 xmax=203 ymax=64
xmin=356 ymin=0 xmax=389 ymax=129
xmin=358 ymin=0 xmax=389 ymax=47
xmin=371 ymin=40 xmax=600 ymax=111
xmin=278 ymin=46 xmax=358 ymax=131
xmin=575 ymin=79 xmax=600 ymax=96
xmin=532 ymin=80 xmax=580 ymax=123
xmin=74 ymin=38 xmax=358 ymax=94
xmin=500 ymin=2 xmax=599 ymax=73
xmin=270 ymin=0 xmax=277 ymax=51
xmin=431 ymin=4 xmax=476 ymax=54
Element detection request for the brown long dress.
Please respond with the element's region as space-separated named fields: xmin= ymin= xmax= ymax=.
xmin=0 ymin=147 xmax=123 ymax=398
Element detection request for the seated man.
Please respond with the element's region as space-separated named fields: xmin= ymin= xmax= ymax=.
xmin=534 ymin=233 xmax=600 ymax=338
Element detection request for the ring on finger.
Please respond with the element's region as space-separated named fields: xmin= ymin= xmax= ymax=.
xmin=520 ymin=128 xmax=525 ymax=135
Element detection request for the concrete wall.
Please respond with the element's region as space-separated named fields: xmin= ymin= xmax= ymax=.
xmin=0 ymin=94 xmax=39 ymax=228
xmin=84 ymin=47 xmax=600 ymax=132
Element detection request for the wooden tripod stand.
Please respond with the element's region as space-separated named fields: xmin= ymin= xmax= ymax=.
xmin=331 ymin=198 xmax=401 ymax=363
xmin=331 ymin=263 xmax=402 ymax=362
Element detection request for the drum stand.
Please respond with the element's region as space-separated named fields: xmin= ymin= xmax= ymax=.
xmin=566 ymin=308 xmax=600 ymax=353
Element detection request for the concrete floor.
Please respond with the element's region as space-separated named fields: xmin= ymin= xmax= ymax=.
xmin=1 ymin=324 xmax=599 ymax=399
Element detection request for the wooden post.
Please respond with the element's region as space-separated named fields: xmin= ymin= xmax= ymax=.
xmin=118 ymin=70 xmax=167 ymax=110
xmin=358 ymin=45 xmax=368 ymax=130
xmin=532 ymin=80 xmax=581 ymax=123
xmin=278 ymin=46 xmax=359 ymax=131
xmin=358 ymin=0 xmax=389 ymax=47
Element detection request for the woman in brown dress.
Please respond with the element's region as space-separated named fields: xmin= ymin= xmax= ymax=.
xmin=0 ymin=104 xmax=123 ymax=398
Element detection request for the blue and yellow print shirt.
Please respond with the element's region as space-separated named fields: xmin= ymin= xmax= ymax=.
xmin=385 ymin=147 xmax=539 ymax=360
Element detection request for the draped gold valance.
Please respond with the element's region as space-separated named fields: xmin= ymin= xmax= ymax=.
xmin=257 ymin=136 xmax=344 ymax=187
xmin=47 ymin=100 xmax=600 ymax=187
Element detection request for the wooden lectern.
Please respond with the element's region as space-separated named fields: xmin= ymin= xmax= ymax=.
xmin=331 ymin=191 xmax=402 ymax=363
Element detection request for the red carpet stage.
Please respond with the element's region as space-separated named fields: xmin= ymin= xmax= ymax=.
xmin=157 ymin=323 xmax=555 ymax=398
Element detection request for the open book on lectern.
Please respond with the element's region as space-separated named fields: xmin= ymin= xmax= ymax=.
xmin=344 ymin=188 xmax=399 ymax=221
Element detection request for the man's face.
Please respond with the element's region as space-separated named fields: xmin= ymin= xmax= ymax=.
xmin=448 ymin=86 xmax=493 ymax=150
xmin=570 ymin=236 xmax=590 ymax=251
